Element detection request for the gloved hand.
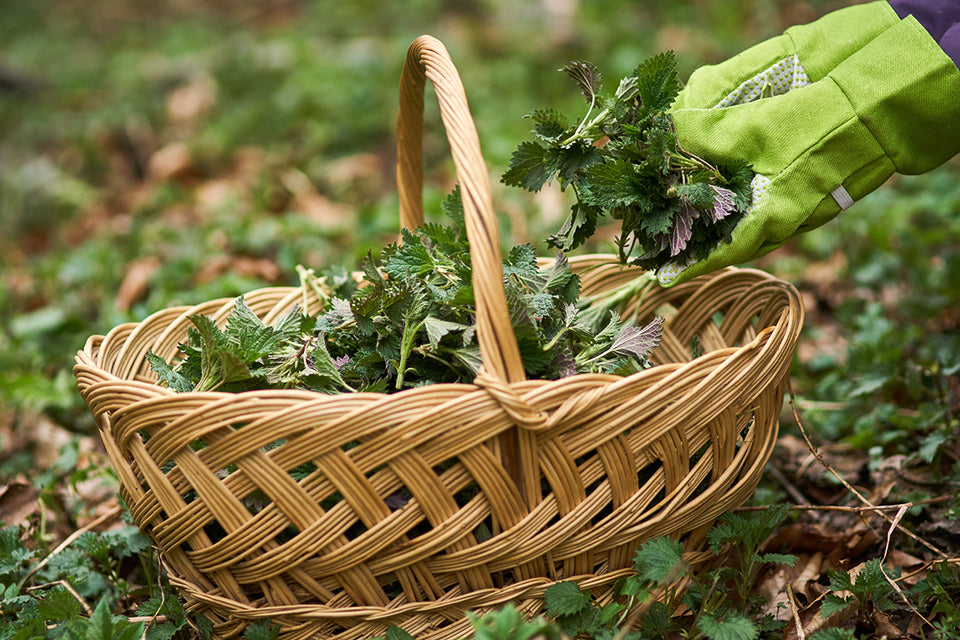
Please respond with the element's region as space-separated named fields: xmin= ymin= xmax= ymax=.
xmin=658 ymin=1 xmax=960 ymax=286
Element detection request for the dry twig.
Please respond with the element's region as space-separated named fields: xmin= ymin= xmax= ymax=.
xmin=20 ymin=505 xmax=123 ymax=587
xmin=787 ymin=384 xmax=949 ymax=560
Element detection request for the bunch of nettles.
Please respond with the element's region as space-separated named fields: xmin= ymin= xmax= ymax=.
xmin=501 ymin=52 xmax=753 ymax=270
xmin=148 ymin=190 xmax=663 ymax=394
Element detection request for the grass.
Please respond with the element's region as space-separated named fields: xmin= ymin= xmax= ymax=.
xmin=2 ymin=0 xmax=958 ymax=638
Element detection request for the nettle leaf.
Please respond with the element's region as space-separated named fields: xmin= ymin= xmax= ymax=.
xmin=36 ymin=586 xmax=82 ymax=622
xmin=544 ymin=581 xmax=591 ymax=617
xmin=676 ymin=181 xmax=717 ymax=211
xmin=86 ymin=598 xmax=117 ymax=640
xmin=146 ymin=350 xmax=193 ymax=392
xmin=708 ymin=504 xmax=793 ymax=555
xmin=116 ymin=622 xmax=148 ymax=640
xmin=102 ymin=526 xmax=151 ymax=558
xmin=696 ymin=610 xmax=759 ymax=640
xmin=759 ymin=552 xmax=799 ymax=567
xmin=640 ymin=602 xmax=676 ymax=638
xmin=224 ymin=296 xmax=277 ymax=359
xmin=188 ymin=313 xmax=250 ymax=391
xmin=502 ymin=141 xmax=558 ymax=192
xmin=819 ymin=593 xmax=853 ymax=619
xmin=640 ymin=114 xmax=676 ymax=174
xmin=634 ymin=50 xmax=681 ymax=116
xmin=610 ymin=315 xmax=663 ymax=361
xmin=808 ymin=629 xmax=857 ymax=640
xmin=561 ymin=61 xmax=602 ymax=103
xmin=385 ymin=627 xmax=417 ymax=640
xmin=316 ymin=297 xmax=354 ymax=331
xmin=440 ymin=185 xmax=465 ymax=228
xmin=502 ymin=51 xmax=752 ymax=271
xmin=547 ymin=202 xmax=599 ymax=252
xmin=579 ymin=160 xmax=646 ymax=208
xmin=555 ymin=142 xmax=603 ymax=190
xmin=918 ymin=428 xmax=949 ymax=463
xmin=423 ymin=317 xmax=467 ymax=349
xmin=528 ymin=107 xmax=569 ymax=142
xmin=241 ymin=621 xmax=280 ymax=640
xmin=503 ymin=243 xmax=543 ymax=289
xmin=310 ymin=337 xmax=352 ymax=392
xmin=384 ymin=229 xmax=436 ymax=279
xmin=633 ymin=536 xmax=688 ymax=586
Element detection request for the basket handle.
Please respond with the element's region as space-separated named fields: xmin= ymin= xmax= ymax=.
xmin=397 ymin=35 xmax=525 ymax=385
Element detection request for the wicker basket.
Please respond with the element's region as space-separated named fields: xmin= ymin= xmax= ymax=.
xmin=74 ymin=36 xmax=804 ymax=640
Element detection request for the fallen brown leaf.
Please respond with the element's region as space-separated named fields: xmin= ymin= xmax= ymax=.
xmin=147 ymin=141 xmax=197 ymax=182
xmin=0 ymin=479 xmax=39 ymax=525
xmin=114 ymin=257 xmax=160 ymax=312
xmin=282 ymin=168 xmax=353 ymax=231
xmin=166 ymin=74 xmax=217 ymax=127
xmin=872 ymin=610 xmax=905 ymax=638
xmin=790 ymin=552 xmax=825 ymax=605
xmin=194 ymin=178 xmax=247 ymax=217
xmin=195 ymin=254 xmax=282 ymax=284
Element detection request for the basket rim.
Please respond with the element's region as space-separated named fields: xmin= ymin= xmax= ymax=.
xmin=75 ymin=265 xmax=803 ymax=398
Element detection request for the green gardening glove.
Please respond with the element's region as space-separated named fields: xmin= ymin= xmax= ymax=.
xmin=658 ymin=9 xmax=960 ymax=286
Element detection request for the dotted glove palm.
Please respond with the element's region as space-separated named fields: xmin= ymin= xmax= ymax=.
xmin=658 ymin=2 xmax=960 ymax=286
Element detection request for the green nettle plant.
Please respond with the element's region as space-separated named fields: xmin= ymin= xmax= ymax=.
xmin=0 ymin=522 xmax=196 ymax=640
xmin=501 ymin=53 xmax=753 ymax=270
xmin=147 ymin=188 xmax=664 ymax=395
xmin=819 ymin=558 xmax=899 ymax=627
xmin=431 ymin=505 xmax=798 ymax=640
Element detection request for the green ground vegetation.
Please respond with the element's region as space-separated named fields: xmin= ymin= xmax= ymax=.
xmin=1 ymin=1 xmax=958 ymax=638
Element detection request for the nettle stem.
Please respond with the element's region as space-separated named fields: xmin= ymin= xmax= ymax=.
xmin=561 ymin=105 xmax=611 ymax=147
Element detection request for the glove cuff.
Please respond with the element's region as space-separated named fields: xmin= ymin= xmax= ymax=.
xmin=674 ymin=1 xmax=898 ymax=110
xmin=830 ymin=14 xmax=960 ymax=174
xmin=785 ymin=1 xmax=899 ymax=80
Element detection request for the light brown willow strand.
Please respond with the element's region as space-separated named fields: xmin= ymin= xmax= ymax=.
xmin=396 ymin=35 xmax=538 ymax=505
xmin=396 ymin=36 xmax=521 ymax=384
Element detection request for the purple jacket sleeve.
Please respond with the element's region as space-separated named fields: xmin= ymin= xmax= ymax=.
xmin=889 ymin=0 xmax=960 ymax=67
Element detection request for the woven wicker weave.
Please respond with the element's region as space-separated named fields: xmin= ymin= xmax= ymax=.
xmin=74 ymin=36 xmax=804 ymax=640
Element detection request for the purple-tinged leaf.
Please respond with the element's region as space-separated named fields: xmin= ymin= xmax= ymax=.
xmin=611 ymin=316 xmax=664 ymax=361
